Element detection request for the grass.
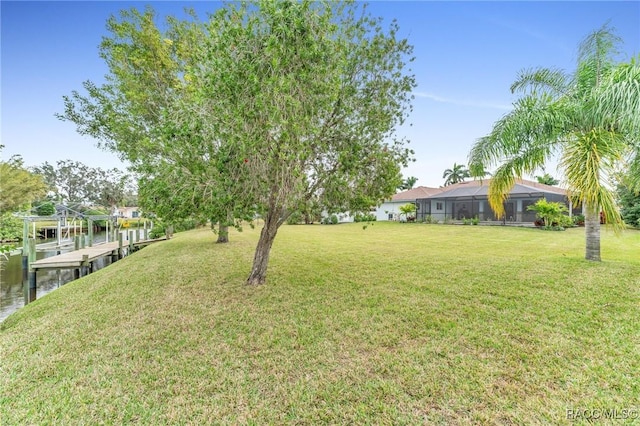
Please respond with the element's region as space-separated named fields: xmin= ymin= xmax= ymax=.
xmin=1 ymin=222 xmax=639 ymax=424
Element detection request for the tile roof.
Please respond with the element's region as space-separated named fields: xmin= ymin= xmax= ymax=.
xmin=391 ymin=186 xmax=444 ymax=201
xmin=419 ymin=178 xmax=567 ymax=199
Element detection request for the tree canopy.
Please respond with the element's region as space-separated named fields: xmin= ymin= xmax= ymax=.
xmin=469 ymin=24 xmax=640 ymax=261
xmin=32 ymin=160 xmax=131 ymax=209
xmin=0 ymin=148 xmax=47 ymax=214
xmin=60 ymin=0 xmax=416 ymax=284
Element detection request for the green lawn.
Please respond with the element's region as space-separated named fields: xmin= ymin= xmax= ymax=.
xmin=2 ymin=222 xmax=639 ymax=424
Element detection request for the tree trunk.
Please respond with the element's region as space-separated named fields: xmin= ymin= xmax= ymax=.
xmin=246 ymin=211 xmax=281 ymax=285
xmin=217 ymin=223 xmax=229 ymax=243
xmin=584 ymin=203 xmax=601 ymax=261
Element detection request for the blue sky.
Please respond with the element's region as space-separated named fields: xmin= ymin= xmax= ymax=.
xmin=2 ymin=1 xmax=639 ymax=188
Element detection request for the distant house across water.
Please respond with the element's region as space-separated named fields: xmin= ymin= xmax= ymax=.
xmin=115 ymin=207 xmax=140 ymax=219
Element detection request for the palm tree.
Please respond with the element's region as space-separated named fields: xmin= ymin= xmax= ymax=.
xmin=469 ymin=25 xmax=640 ymax=261
xmin=535 ymin=173 xmax=559 ymax=186
xmin=404 ymin=176 xmax=418 ymax=190
xmin=442 ymin=163 xmax=470 ymax=186
xmin=397 ymin=176 xmax=419 ymax=191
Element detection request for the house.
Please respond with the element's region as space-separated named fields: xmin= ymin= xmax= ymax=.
xmin=114 ymin=206 xmax=141 ymax=219
xmin=376 ymin=186 xmax=444 ymax=221
xmin=415 ymin=179 xmax=579 ymax=223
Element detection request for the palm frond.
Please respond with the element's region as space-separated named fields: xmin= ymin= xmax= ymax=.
xmin=578 ymin=23 xmax=622 ymax=66
xmin=485 ymin=141 xmax=555 ymax=217
xmin=469 ymin=93 xmax=565 ymax=179
xmin=576 ymin=24 xmax=623 ymax=92
xmin=561 ymin=129 xmax=626 ymax=232
xmin=510 ymin=67 xmax=570 ymax=97
xmin=590 ymin=56 xmax=640 ymax=137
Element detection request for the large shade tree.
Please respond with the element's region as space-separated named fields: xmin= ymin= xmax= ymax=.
xmin=59 ymin=7 xmax=249 ymax=243
xmin=32 ymin=160 xmax=130 ymax=210
xmin=0 ymin=148 xmax=47 ymax=214
xmin=469 ymin=25 xmax=640 ymax=261
xmin=60 ymin=0 xmax=415 ymax=285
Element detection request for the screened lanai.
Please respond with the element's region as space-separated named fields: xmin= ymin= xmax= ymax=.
xmin=416 ymin=179 xmax=575 ymax=223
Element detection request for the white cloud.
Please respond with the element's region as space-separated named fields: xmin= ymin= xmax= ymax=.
xmin=413 ymin=91 xmax=512 ymax=111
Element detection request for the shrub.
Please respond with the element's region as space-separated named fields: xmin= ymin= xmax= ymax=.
xmin=572 ymin=214 xmax=585 ymax=226
xmin=543 ymin=225 xmax=566 ymax=231
xmin=330 ymin=214 xmax=338 ymax=225
xmin=0 ymin=213 xmax=23 ymax=242
xmin=35 ymin=201 xmax=56 ymax=216
xmin=286 ymin=211 xmax=303 ymax=225
xmin=471 ymin=216 xmax=479 ymax=225
xmin=147 ymin=218 xmax=196 ymax=238
xmin=527 ymin=199 xmax=568 ymax=228
xmin=149 ymin=221 xmax=166 ymax=239
xmin=354 ymin=212 xmax=376 ymax=222
xmin=558 ymin=215 xmax=574 ymax=228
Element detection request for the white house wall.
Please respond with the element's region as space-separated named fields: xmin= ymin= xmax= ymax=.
xmin=376 ymin=201 xmax=408 ymax=221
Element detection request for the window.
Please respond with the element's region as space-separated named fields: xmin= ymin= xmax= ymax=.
xmin=388 ymin=213 xmax=394 ymax=220
xmin=436 ymin=202 xmax=443 ymax=210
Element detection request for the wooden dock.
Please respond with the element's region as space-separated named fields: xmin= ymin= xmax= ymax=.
xmin=24 ymin=236 xmax=167 ymax=304
xmin=31 ymin=241 xmax=122 ymax=270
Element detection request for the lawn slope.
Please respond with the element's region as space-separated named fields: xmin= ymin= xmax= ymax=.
xmin=2 ymin=223 xmax=639 ymax=424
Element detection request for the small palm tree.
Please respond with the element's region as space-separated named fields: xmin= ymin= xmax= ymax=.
xmin=527 ymin=198 xmax=568 ymax=228
xmin=399 ymin=202 xmax=417 ymax=221
xmin=442 ymin=163 xmax=470 ymax=186
xmin=469 ymin=25 xmax=640 ymax=261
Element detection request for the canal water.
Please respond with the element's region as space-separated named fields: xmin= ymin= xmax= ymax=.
xmin=0 ymin=232 xmax=110 ymax=322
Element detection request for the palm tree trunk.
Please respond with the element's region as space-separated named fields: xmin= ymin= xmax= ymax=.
xmin=584 ymin=203 xmax=601 ymax=261
xmin=246 ymin=211 xmax=281 ymax=285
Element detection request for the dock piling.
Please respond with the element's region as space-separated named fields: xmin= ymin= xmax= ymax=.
xmin=88 ymin=219 xmax=94 ymax=247
xmin=28 ymin=269 xmax=37 ymax=303
xmin=80 ymin=254 xmax=89 ymax=277
xmin=22 ymin=254 xmax=29 ymax=305
xmin=118 ymin=232 xmax=123 ymax=259
xmin=26 ymin=239 xmax=37 ymax=304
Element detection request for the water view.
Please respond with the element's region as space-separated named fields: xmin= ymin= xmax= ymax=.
xmin=0 ymin=232 xmax=109 ymax=322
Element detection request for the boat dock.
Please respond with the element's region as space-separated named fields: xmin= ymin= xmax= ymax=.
xmin=22 ymin=234 xmax=167 ymax=305
xmin=31 ymin=241 xmax=123 ymax=271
